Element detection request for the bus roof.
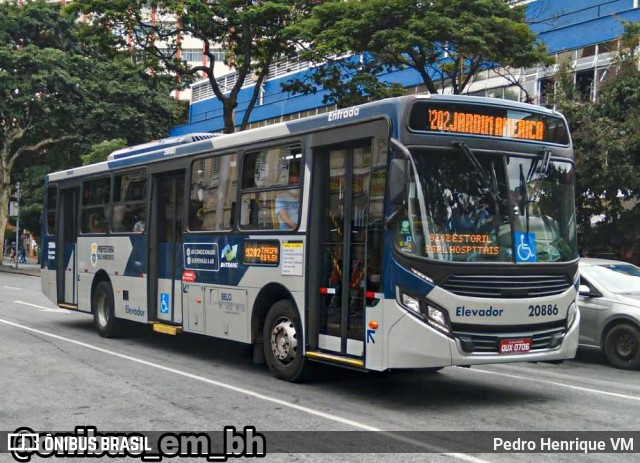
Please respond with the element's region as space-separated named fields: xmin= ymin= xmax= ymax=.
xmin=46 ymin=94 xmax=567 ymax=183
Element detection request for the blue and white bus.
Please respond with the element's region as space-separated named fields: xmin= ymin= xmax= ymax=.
xmin=41 ymin=94 xmax=580 ymax=381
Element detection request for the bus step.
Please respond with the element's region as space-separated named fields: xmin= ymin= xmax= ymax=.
xmin=151 ymin=323 xmax=182 ymax=336
xmin=305 ymin=351 xmax=364 ymax=368
xmin=58 ymin=303 xmax=78 ymax=310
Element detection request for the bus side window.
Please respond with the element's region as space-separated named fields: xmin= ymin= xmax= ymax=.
xmin=189 ymin=153 xmax=237 ymax=232
xmin=81 ymin=177 xmax=110 ymax=234
xmin=82 ymin=207 xmax=108 ymax=234
xmin=111 ymin=170 xmax=146 ymax=234
xmin=239 ymin=146 xmax=301 ymax=231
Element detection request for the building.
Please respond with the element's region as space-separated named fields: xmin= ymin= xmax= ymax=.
xmin=170 ymin=0 xmax=640 ymax=136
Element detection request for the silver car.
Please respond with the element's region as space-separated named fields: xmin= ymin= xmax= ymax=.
xmin=578 ymin=258 xmax=640 ymax=370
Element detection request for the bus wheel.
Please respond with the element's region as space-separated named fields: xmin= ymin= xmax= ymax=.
xmin=93 ymin=281 xmax=125 ymax=338
xmin=263 ymin=300 xmax=310 ymax=382
xmin=603 ymin=323 xmax=640 ymax=370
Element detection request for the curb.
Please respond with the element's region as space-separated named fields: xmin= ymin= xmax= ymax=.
xmin=0 ymin=265 xmax=40 ymax=277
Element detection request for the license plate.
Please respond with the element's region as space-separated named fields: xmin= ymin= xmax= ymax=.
xmin=499 ymin=338 xmax=532 ymax=354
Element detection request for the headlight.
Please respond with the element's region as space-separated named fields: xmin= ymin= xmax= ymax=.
xmin=400 ymin=293 xmax=421 ymax=315
xmin=566 ymin=302 xmax=577 ymax=328
xmin=396 ymin=287 xmax=451 ymax=335
xmin=427 ymin=304 xmax=446 ymax=327
xmin=426 ymin=303 xmax=451 ymax=335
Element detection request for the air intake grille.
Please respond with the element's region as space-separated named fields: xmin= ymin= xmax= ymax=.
xmin=452 ymin=326 xmax=567 ymax=353
xmin=442 ymin=274 xmax=572 ymax=298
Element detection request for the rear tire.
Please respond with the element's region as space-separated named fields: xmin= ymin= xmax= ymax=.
xmin=93 ymin=281 xmax=126 ymax=338
xmin=603 ymin=323 xmax=640 ymax=370
xmin=263 ymin=300 xmax=310 ymax=382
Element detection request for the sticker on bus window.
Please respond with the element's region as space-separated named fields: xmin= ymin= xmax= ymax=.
xmin=160 ymin=293 xmax=170 ymax=314
xmin=514 ymin=232 xmax=538 ymax=263
xmin=397 ymin=219 xmax=413 ymax=252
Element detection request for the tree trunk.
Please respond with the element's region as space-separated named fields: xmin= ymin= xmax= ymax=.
xmin=0 ymin=163 xmax=11 ymax=260
xmin=223 ymin=98 xmax=237 ymax=134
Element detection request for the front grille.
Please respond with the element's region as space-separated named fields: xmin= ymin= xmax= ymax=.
xmin=452 ymin=325 xmax=567 ymax=353
xmin=442 ymin=274 xmax=572 ymax=298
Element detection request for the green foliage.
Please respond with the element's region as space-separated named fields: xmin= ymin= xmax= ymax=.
xmin=72 ymin=0 xmax=317 ymax=132
xmin=286 ymin=0 xmax=549 ymax=104
xmin=0 ymin=0 xmax=186 ymax=247
xmin=554 ymin=22 xmax=640 ymax=262
xmin=81 ymin=139 xmax=128 ymax=166
xmin=282 ymin=57 xmax=406 ymax=108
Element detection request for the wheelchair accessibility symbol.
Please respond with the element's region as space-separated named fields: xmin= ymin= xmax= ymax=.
xmin=160 ymin=293 xmax=170 ymax=314
xmin=514 ymin=232 xmax=538 ymax=263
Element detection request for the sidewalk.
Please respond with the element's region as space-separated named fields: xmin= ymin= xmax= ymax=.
xmin=0 ymin=256 xmax=41 ymax=277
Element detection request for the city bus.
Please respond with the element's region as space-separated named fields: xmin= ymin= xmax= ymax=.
xmin=41 ymin=94 xmax=580 ymax=381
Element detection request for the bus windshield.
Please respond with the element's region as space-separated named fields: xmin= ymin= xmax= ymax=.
xmin=396 ymin=146 xmax=579 ymax=263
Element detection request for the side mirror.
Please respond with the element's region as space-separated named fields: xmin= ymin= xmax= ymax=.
xmin=578 ymin=284 xmax=594 ymax=297
xmin=389 ymin=158 xmax=407 ymax=205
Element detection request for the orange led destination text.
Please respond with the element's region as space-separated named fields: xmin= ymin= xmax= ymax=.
xmin=428 ymin=233 xmax=499 ymax=255
xmin=428 ymin=109 xmax=545 ymax=141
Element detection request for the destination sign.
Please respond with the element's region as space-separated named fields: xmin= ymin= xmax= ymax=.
xmin=243 ymin=240 xmax=280 ymax=266
xmin=409 ymin=101 xmax=570 ymax=145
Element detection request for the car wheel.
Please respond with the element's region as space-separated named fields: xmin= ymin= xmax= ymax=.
xmin=263 ymin=300 xmax=310 ymax=382
xmin=93 ymin=281 xmax=126 ymax=338
xmin=603 ymin=323 xmax=640 ymax=370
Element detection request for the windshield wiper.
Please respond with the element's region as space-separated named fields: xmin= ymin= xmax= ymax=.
xmin=526 ymin=147 xmax=552 ymax=202
xmin=519 ymin=163 xmax=531 ymax=235
xmin=452 ymin=140 xmax=500 ymax=204
xmin=521 ymin=147 xmax=553 ymax=236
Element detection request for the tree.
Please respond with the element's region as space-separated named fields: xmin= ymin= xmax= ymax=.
xmin=286 ymin=0 xmax=550 ymax=104
xmin=81 ymin=139 xmax=128 ymax=166
xmin=0 ymin=1 xmax=185 ymax=256
xmin=72 ymin=0 xmax=318 ymax=133
xmin=554 ymin=21 xmax=640 ymax=262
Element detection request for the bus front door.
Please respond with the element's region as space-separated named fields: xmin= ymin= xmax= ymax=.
xmin=57 ymin=187 xmax=79 ymax=308
xmin=150 ymin=172 xmax=185 ymax=324
xmin=309 ymin=140 xmax=385 ymax=361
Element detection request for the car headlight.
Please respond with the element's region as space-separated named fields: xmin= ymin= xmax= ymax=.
xmin=566 ymin=301 xmax=577 ymax=328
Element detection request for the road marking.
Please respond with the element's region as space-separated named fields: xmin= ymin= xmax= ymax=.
xmin=15 ymin=301 xmax=70 ymax=313
xmin=4 ymin=285 xmax=21 ymax=290
xmin=0 ymin=317 xmax=489 ymax=463
xmin=469 ymin=367 xmax=640 ymax=402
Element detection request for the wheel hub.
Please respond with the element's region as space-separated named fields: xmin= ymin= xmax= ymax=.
xmin=616 ymin=333 xmax=636 ymax=358
xmin=270 ymin=318 xmax=298 ymax=365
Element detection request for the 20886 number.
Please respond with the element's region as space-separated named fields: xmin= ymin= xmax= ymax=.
xmin=529 ymin=304 xmax=559 ymax=317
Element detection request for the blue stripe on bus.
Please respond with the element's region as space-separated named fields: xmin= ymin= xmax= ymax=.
xmin=382 ymin=233 xmax=434 ymax=299
xmin=124 ymin=235 xmax=148 ymax=276
xmin=181 ymin=235 xmax=249 ymax=286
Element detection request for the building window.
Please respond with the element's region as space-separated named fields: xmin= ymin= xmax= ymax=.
xmin=575 ymin=70 xmax=594 ymax=101
xmin=539 ymin=78 xmax=555 ymax=107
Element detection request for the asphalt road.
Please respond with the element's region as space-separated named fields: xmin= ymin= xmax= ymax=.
xmin=0 ymin=271 xmax=638 ymax=463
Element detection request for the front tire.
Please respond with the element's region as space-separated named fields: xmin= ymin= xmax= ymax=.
xmin=603 ymin=323 xmax=640 ymax=370
xmin=263 ymin=300 xmax=310 ymax=382
xmin=93 ymin=281 xmax=126 ymax=338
